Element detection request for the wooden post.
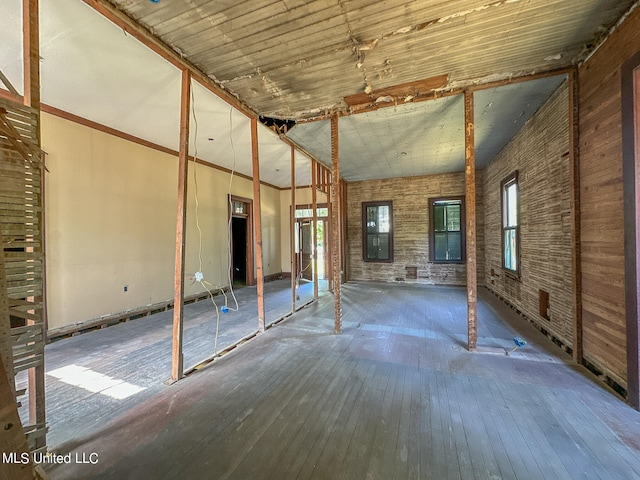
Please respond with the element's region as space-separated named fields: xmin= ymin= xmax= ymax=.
xmin=311 ymin=160 xmax=319 ymax=300
xmin=331 ymin=114 xmax=342 ymax=334
xmin=327 ymin=174 xmax=333 ymax=292
xmin=23 ymin=0 xmax=46 ymax=450
xmin=464 ymin=90 xmax=477 ymax=351
xmin=171 ymin=70 xmax=191 ymax=382
xmin=569 ymin=69 xmax=583 ymax=365
xmin=251 ymin=119 xmax=266 ymax=331
xmin=341 ymin=179 xmax=348 ymax=281
xmin=290 ymin=146 xmax=296 ymax=312
xmin=23 ymin=0 xmax=40 ymax=110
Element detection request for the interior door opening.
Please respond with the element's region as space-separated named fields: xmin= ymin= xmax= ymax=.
xmin=295 ymin=205 xmax=329 ymax=286
xmin=229 ymin=196 xmax=254 ymax=287
xmin=231 ymin=216 xmax=248 ymax=286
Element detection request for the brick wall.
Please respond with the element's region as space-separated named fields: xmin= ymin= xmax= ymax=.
xmin=483 ymin=81 xmax=573 ymax=347
xmin=347 ymin=172 xmax=484 ymax=285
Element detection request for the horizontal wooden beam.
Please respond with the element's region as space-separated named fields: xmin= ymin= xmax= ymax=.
xmin=343 ymin=74 xmax=449 ymax=109
xmin=298 ymin=66 xmax=574 ymax=123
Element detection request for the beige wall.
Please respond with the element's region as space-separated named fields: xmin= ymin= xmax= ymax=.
xmin=483 ymin=81 xmax=573 ymax=347
xmin=43 ymin=113 xmax=281 ymax=330
xmin=346 ymin=173 xmax=485 ymax=285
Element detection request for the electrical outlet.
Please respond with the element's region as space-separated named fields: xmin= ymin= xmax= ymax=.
xmin=123 ymin=285 xmax=128 ymax=292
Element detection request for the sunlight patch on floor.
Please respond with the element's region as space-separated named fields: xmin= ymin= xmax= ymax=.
xmin=47 ymin=364 xmax=145 ymax=400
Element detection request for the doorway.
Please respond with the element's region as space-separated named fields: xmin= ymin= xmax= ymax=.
xmin=295 ymin=205 xmax=329 ymax=283
xmin=229 ymin=195 xmax=254 ymax=287
xmin=232 ymin=216 xmax=248 ymax=285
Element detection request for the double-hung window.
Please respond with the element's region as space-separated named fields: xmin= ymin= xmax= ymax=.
xmin=362 ymin=201 xmax=393 ymax=262
xmin=429 ymin=197 xmax=465 ymax=262
xmin=501 ymin=171 xmax=520 ymax=274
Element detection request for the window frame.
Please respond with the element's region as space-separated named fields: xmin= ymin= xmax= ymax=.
xmin=362 ymin=200 xmax=394 ymax=263
xmin=501 ymin=170 xmax=520 ymax=276
xmin=429 ymin=196 xmax=466 ymax=263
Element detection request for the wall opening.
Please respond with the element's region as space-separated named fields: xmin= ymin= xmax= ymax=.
xmin=231 ymin=216 xmax=248 ymax=286
xmin=229 ymin=195 xmax=254 ymax=287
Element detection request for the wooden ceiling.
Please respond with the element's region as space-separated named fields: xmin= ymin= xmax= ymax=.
xmin=3 ymin=1 xmax=637 ymax=183
xmin=106 ymin=0 xmax=636 ymax=120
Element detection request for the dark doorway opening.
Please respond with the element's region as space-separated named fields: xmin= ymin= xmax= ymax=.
xmin=229 ymin=195 xmax=254 ymax=287
xmin=232 ymin=216 xmax=248 ymax=286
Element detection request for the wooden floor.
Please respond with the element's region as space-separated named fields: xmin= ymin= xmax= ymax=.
xmin=37 ymin=282 xmax=640 ymax=479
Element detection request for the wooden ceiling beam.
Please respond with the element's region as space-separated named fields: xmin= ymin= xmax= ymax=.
xmin=297 ymin=66 xmax=575 ymax=124
xmin=343 ymin=74 xmax=449 ymax=109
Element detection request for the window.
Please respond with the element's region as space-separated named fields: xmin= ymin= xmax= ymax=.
xmin=501 ymin=171 xmax=519 ymax=274
xmin=429 ymin=197 xmax=465 ymax=262
xmin=362 ymin=201 xmax=393 ymax=262
xmin=295 ymin=207 xmax=329 ymax=218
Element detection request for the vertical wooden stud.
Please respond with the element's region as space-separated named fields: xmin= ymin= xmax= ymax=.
xmin=623 ymin=56 xmax=640 ymax=409
xmin=341 ymin=179 xmax=348 ymax=281
xmin=465 ymin=90 xmax=477 ymax=351
xmin=331 ymin=114 xmax=342 ymax=334
xmin=311 ymin=159 xmax=319 ymax=300
xmin=251 ymin=118 xmax=266 ymax=331
xmin=23 ymin=0 xmax=40 ymax=110
xmin=327 ymin=174 xmax=333 ymax=292
xmin=291 ymin=146 xmax=297 ymax=312
xmin=171 ymin=70 xmax=191 ymax=382
xmin=568 ymin=69 xmax=583 ymax=365
xmin=23 ymin=0 xmax=46 ymax=450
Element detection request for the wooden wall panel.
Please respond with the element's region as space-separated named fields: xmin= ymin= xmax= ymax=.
xmin=579 ymin=6 xmax=640 ymax=389
xmin=346 ymin=172 xmax=484 ymax=286
xmin=483 ymin=82 xmax=574 ymax=347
